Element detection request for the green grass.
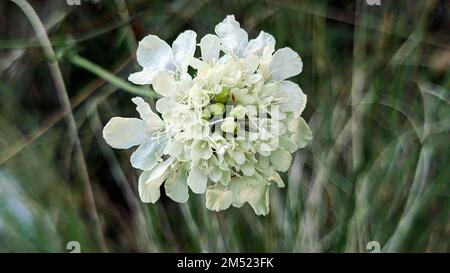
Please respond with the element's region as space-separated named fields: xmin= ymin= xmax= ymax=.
xmin=0 ymin=0 xmax=449 ymax=252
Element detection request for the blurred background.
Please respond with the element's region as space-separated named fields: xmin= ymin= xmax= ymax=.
xmin=0 ymin=0 xmax=449 ymax=252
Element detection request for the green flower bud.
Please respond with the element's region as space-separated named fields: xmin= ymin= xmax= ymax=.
xmin=213 ymin=87 xmax=231 ymax=104
xmin=209 ymin=103 xmax=225 ymax=116
xmin=202 ymin=108 xmax=212 ymax=120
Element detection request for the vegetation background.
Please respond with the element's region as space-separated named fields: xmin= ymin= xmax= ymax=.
xmin=0 ymin=0 xmax=449 ymax=252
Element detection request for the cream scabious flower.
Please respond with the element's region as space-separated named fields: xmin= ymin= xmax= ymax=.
xmin=103 ymin=15 xmax=312 ymax=215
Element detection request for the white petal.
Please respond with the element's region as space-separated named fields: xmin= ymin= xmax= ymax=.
xmin=258 ymin=156 xmax=270 ymax=169
xmin=177 ymin=73 xmax=193 ymax=92
xmin=257 ymin=143 xmax=273 ymax=156
xmin=130 ymin=141 xmax=163 ymax=170
xmin=278 ymin=81 xmax=307 ymax=114
xmin=208 ymin=167 xmax=223 ymax=183
xmin=136 ymin=34 xmax=173 ymax=69
xmin=103 ymin=117 xmax=148 ymax=149
xmin=245 ymin=31 xmax=275 ymax=56
xmin=266 ymin=168 xmax=285 ymax=188
xmin=240 ymin=161 xmax=255 ymax=176
xmin=155 ymin=97 xmax=176 ymax=114
xmin=290 ymin=118 xmax=313 ymax=149
xmin=242 ymin=54 xmax=260 ymax=75
xmin=221 ymin=171 xmax=231 ymax=186
xmin=270 ymin=149 xmax=292 ymax=172
xmin=164 ymin=168 xmax=189 ymax=203
xmin=269 ymin=47 xmax=303 ymax=80
xmin=187 ymin=166 xmax=207 ymax=194
xmin=279 ymin=135 xmax=297 ymax=153
xmin=231 ymin=151 xmax=245 ymax=165
xmin=131 ymin=97 xmax=164 ymax=129
xmin=189 ymin=56 xmax=206 ymax=70
xmin=206 ymin=185 xmax=234 ymax=212
xmin=200 ymin=34 xmax=221 ymax=64
xmin=230 ymin=178 xmax=269 ymax=216
xmin=215 ymin=15 xmax=248 ymax=56
xmin=172 ymin=30 xmax=197 ymax=68
xmin=152 ymin=71 xmax=177 ymax=97
xmin=164 ymin=140 xmax=184 ymax=158
xmin=138 ymin=157 xmax=174 ymax=203
xmin=128 ymin=68 xmax=156 ymax=85
xmin=190 ymin=146 xmax=204 ymax=162
xmin=245 ymin=183 xmax=269 ymax=216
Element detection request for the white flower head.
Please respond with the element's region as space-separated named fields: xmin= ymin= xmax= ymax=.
xmin=103 ymin=15 xmax=312 ymax=215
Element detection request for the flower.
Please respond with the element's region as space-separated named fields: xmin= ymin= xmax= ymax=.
xmin=103 ymin=15 xmax=312 ymax=215
xmin=128 ymin=30 xmax=197 ymax=85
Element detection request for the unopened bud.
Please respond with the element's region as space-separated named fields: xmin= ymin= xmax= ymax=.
xmin=202 ymin=108 xmax=212 ymax=120
xmin=209 ymin=103 xmax=225 ymax=116
xmin=213 ymin=87 xmax=230 ymax=104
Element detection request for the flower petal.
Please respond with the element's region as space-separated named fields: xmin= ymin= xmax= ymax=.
xmin=231 ymin=150 xmax=245 ymax=165
xmin=187 ymin=166 xmax=208 ymax=194
xmin=215 ymin=15 xmax=248 ymax=56
xmin=290 ymin=118 xmax=313 ymax=149
xmin=200 ymin=34 xmax=221 ymax=64
xmin=240 ymin=161 xmax=255 ymax=176
xmin=128 ymin=68 xmax=156 ymax=85
xmin=265 ymin=168 xmax=285 ymax=188
xmin=130 ymin=141 xmax=163 ymax=171
xmin=136 ymin=34 xmax=173 ymax=69
xmin=152 ymin=71 xmax=177 ymax=97
xmin=206 ymin=185 xmax=234 ymax=212
xmin=103 ymin=117 xmax=148 ymax=149
xmin=164 ymin=140 xmax=184 ymax=158
xmin=231 ymin=178 xmax=270 ymax=216
xmin=270 ymin=149 xmax=292 ymax=172
xmin=164 ymin=167 xmax=189 ymax=203
xmin=279 ymin=135 xmax=297 ymax=153
xmin=278 ymin=81 xmax=307 ymax=114
xmin=172 ymin=30 xmax=197 ymax=69
xmin=131 ymin=97 xmax=164 ymax=129
xmin=269 ymin=47 xmax=303 ymax=80
xmin=208 ymin=167 xmax=223 ymax=183
xmin=155 ymin=97 xmax=176 ymax=114
xmin=245 ymin=31 xmax=275 ymax=56
xmin=242 ymin=54 xmax=260 ymax=75
xmin=138 ymin=157 xmax=174 ymax=203
xmin=245 ymin=183 xmax=269 ymax=216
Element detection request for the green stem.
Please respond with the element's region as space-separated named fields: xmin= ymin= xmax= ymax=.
xmin=10 ymin=0 xmax=108 ymax=252
xmin=68 ymin=54 xmax=158 ymax=98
